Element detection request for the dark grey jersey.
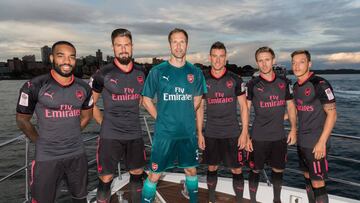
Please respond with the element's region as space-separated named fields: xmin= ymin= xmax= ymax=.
xmin=247 ymin=75 xmax=293 ymax=141
xmin=16 ymin=73 xmax=93 ymax=161
xmin=203 ymin=69 xmax=246 ymax=138
xmin=90 ymin=62 xmax=145 ymax=140
xmin=293 ymin=73 xmax=335 ymax=148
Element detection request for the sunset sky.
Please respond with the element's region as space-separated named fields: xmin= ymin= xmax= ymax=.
xmin=0 ymin=0 xmax=359 ymax=69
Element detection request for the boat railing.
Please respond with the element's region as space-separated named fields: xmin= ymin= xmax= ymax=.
xmin=1 ymin=116 xmax=359 ymax=202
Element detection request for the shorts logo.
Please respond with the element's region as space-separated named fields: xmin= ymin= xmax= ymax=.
xmin=76 ymin=90 xmax=84 ymax=101
xmin=226 ymin=80 xmax=233 ymax=88
xmin=137 ymin=76 xmax=144 ymax=85
xmin=151 ymin=162 xmax=158 ymax=171
xmin=249 ymin=161 xmax=255 ymax=169
xmin=187 ymin=74 xmax=194 ymax=83
xmin=278 ymin=82 xmax=285 ymax=90
xmin=305 ymin=88 xmax=311 ymax=96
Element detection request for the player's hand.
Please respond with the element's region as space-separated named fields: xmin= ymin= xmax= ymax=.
xmin=198 ymin=134 xmax=206 ymax=150
xmin=246 ymin=138 xmax=253 ymax=152
xmin=287 ymin=129 xmax=297 ymax=145
xmin=238 ymin=132 xmax=248 ymax=150
xmin=313 ymin=141 xmax=326 ymax=160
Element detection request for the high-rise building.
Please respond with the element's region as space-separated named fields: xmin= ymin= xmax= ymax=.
xmin=41 ymin=45 xmax=52 ymax=65
xmin=96 ymin=49 xmax=103 ymax=65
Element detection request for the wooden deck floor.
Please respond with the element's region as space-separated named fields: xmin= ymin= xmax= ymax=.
xmin=110 ymin=180 xmax=253 ymax=203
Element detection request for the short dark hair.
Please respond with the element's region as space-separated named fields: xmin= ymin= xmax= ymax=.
xmin=255 ymin=46 xmax=275 ymax=61
xmin=168 ymin=28 xmax=188 ymax=43
xmin=210 ymin=41 xmax=226 ymax=54
xmin=111 ymin=28 xmax=132 ymax=44
xmin=51 ymin=41 xmax=76 ymax=54
xmin=291 ymin=50 xmax=311 ymax=61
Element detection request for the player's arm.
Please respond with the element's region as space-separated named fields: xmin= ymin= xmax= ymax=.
xmin=80 ymin=108 xmax=93 ymax=130
xmin=92 ymin=91 xmax=103 ymax=125
xmin=246 ymin=100 xmax=253 ymax=152
xmin=313 ymin=102 xmax=337 ymax=159
xmin=142 ymin=96 xmax=157 ymax=119
xmin=193 ymin=95 xmax=203 ymax=111
xmin=16 ymin=113 xmax=38 ymax=142
xmin=237 ymin=94 xmax=249 ymax=149
xmin=196 ymin=99 xmax=205 ymax=150
xmin=286 ymin=99 xmax=297 ymax=145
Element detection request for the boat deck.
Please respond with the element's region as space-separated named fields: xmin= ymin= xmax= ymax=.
xmin=109 ymin=180 xmax=253 ymax=203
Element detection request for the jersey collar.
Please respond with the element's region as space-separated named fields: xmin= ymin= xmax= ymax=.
xmin=297 ymin=72 xmax=314 ymax=86
xmin=114 ymin=58 xmax=134 ymax=73
xmin=50 ymin=69 xmax=74 ymax=87
xmin=260 ymin=71 xmax=276 ymax=83
xmin=210 ymin=68 xmax=227 ymax=79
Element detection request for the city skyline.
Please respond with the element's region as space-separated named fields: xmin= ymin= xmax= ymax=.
xmin=0 ymin=0 xmax=359 ymax=69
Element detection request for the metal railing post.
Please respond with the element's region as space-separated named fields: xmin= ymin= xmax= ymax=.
xmin=25 ymin=138 xmax=30 ymax=202
xmin=143 ymin=116 xmax=152 ymax=145
xmin=118 ymin=162 xmax=122 ymax=180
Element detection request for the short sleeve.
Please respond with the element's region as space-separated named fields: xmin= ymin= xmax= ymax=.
xmin=285 ymin=79 xmax=294 ymax=100
xmin=90 ymin=70 xmax=104 ymax=93
xmin=82 ymin=85 xmax=94 ymax=110
xmin=16 ymin=81 xmax=38 ymax=115
xmin=234 ymin=75 xmax=245 ymax=96
xmin=246 ymin=80 xmax=254 ymax=100
xmin=141 ymin=68 xmax=158 ymax=99
xmin=194 ymin=69 xmax=207 ymax=96
xmin=316 ymin=79 xmax=336 ymax=104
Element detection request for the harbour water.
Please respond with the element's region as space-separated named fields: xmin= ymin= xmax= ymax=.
xmin=0 ymin=74 xmax=359 ymax=202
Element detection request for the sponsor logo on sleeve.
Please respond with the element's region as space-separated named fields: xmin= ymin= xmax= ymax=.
xmin=325 ymin=88 xmax=334 ymax=100
xmin=19 ymin=92 xmax=29 ymax=107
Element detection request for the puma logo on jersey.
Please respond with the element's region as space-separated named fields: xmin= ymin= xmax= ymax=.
xmin=143 ymin=198 xmax=152 ymax=203
xmin=44 ymin=92 xmax=54 ymax=99
xmin=110 ymin=79 xmax=118 ymax=84
xmin=162 ymin=76 xmax=169 ymax=81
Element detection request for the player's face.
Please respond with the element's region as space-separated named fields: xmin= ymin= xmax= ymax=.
xmin=50 ymin=44 xmax=76 ymax=77
xmin=210 ymin=48 xmax=226 ymax=71
xmin=256 ymin=52 xmax=275 ymax=75
xmin=292 ymin=53 xmax=312 ymax=79
xmin=169 ymin=32 xmax=188 ymax=59
xmin=113 ymin=36 xmax=133 ymax=65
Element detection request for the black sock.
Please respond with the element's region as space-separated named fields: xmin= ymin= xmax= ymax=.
xmin=130 ymin=173 xmax=143 ymax=203
xmin=97 ymin=178 xmax=112 ymax=203
xmin=272 ymin=171 xmax=283 ymax=203
xmin=72 ymin=198 xmax=87 ymax=203
xmin=304 ymin=177 xmax=315 ymax=203
xmin=313 ymin=186 xmax=328 ymax=203
xmin=232 ymin=173 xmax=244 ymax=203
xmin=249 ymin=170 xmax=260 ymax=203
xmin=207 ymin=170 xmax=218 ymax=202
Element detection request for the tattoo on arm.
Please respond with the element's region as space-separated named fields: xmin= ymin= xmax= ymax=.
xmin=324 ymin=103 xmax=336 ymax=111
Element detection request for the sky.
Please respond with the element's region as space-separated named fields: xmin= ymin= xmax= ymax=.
xmin=0 ymin=0 xmax=359 ymax=69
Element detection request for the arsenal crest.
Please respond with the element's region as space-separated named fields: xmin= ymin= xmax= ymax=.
xmin=137 ymin=76 xmax=144 ymax=85
xmin=305 ymin=88 xmax=311 ymax=96
xmin=151 ymin=162 xmax=158 ymax=171
xmin=76 ymin=90 xmax=84 ymax=101
xmin=187 ymin=74 xmax=194 ymax=83
xmin=278 ymin=82 xmax=285 ymax=89
xmin=226 ymin=80 xmax=233 ymax=88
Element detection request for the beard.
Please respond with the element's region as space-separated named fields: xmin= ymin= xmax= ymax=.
xmin=52 ymin=63 xmax=73 ymax=77
xmin=116 ymin=52 xmax=132 ymax=65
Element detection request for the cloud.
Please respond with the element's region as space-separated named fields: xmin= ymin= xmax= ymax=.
xmin=318 ymin=52 xmax=360 ymax=64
